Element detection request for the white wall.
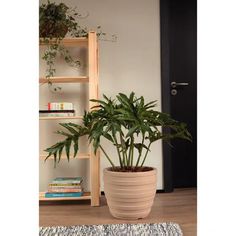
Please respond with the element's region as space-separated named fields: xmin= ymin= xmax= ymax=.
xmin=39 ymin=0 xmax=163 ymax=191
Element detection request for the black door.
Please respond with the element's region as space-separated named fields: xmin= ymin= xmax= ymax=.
xmin=160 ymin=0 xmax=197 ymax=190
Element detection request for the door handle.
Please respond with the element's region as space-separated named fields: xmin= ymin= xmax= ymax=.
xmin=171 ymin=82 xmax=189 ymax=88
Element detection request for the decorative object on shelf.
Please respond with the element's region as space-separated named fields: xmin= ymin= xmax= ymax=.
xmin=39 ymin=223 xmax=183 ymax=236
xmin=44 ymin=92 xmax=191 ymax=219
xmin=39 ymin=1 xmax=116 ymax=91
xmin=44 ymin=177 xmax=83 ymax=198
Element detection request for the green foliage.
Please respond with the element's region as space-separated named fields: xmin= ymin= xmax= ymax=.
xmin=40 ymin=1 xmax=116 ymax=91
xmin=44 ymin=92 xmax=192 ymax=170
xmin=39 ymin=1 xmax=84 ymax=38
xmin=40 ymin=1 xmax=85 ymax=91
xmin=41 ymin=42 xmax=80 ymax=91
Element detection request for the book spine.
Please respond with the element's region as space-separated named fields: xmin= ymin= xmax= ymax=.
xmin=53 ymin=177 xmax=82 ymax=181
xmin=39 ymin=113 xmax=75 ymax=117
xmin=47 ymin=189 xmax=83 ymax=193
xmin=52 ymin=180 xmax=82 ymax=184
xmin=49 ymin=187 xmax=82 ymax=191
xmin=49 ymin=185 xmax=82 ymax=189
xmin=45 ymin=192 xmax=83 ymax=198
xmin=49 ymin=183 xmax=82 ymax=187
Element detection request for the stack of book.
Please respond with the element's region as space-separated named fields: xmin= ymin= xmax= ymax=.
xmin=39 ymin=102 xmax=75 ymax=117
xmin=45 ymin=177 xmax=83 ymax=198
xmin=48 ymin=102 xmax=74 ymax=110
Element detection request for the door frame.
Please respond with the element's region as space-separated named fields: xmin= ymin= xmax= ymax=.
xmin=160 ymin=0 xmax=173 ymax=192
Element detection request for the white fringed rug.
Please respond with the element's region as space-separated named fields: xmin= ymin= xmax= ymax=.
xmin=39 ymin=222 xmax=183 ymax=236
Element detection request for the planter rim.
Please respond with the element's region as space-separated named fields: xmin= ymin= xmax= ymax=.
xmin=103 ymin=167 xmax=157 ymax=177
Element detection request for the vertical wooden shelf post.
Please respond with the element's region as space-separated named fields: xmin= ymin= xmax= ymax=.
xmin=88 ymin=31 xmax=100 ymax=206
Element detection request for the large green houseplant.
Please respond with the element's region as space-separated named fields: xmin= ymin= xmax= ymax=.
xmin=45 ymin=92 xmax=191 ymax=219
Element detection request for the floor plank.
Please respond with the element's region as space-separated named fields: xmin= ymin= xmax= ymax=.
xmin=39 ymin=188 xmax=196 ymax=235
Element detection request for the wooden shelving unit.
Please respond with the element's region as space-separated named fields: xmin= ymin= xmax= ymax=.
xmin=39 ymin=116 xmax=83 ymax=120
xmin=39 ymin=32 xmax=100 ymax=206
xmin=40 ymin=153 xmax=90 ymax=160
xmin=39 ymin=76 xmax=89 ymax=84
xmin=40 ymin=37 xmax=88 ymax=47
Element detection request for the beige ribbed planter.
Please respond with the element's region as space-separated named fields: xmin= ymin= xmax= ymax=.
xmin=103 ymin=167 xmax=157 ymax=220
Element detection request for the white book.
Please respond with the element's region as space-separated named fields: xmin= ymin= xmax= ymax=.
xmin=48 ymin=102 xmax=74 ymax=110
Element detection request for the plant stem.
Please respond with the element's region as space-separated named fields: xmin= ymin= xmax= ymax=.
xmin=140 ymin=142 xmax=152 ymax=167
xmin=113 ymin=134 xmax=123 ymax=168
xmin=128 ymin=137 xmax=134 ymax=167
xmin=135 ymin=134 xmax=145 ymax=167
xmin=119 ymin=132 xmax=128 ymax=167
xmin=130 ymin=141 xmax=134 ymax=168
xmin=99 ymin=145 xmax=115 ymax=168
xmin=116 ymin=144 xmax=123 ymax=168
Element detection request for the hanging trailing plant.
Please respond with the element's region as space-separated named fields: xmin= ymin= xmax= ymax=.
xmin=40 ymin=42 xmax=81 ymax=91
xmin=39 ymin=1 xmax=117 ymax=91
xmin=39 ymin=1 xmax=86 ymax=91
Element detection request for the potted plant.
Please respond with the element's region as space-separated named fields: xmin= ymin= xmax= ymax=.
xmin=39 ymin=1 xmax=87 ymax=91
xmin=44 ymin=92 xmax=191 ymax=219
xmin=40 ymin=1 xmax=116 ymax=91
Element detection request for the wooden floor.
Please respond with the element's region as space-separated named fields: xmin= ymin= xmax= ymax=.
xmin=40 ymin=188 xmax=196 ymax=235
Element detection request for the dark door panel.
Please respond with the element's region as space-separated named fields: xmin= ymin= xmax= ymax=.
xmin=160 ymin=0 xmax=197 ymax=189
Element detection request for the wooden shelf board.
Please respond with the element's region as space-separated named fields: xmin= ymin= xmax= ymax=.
xmin=39 ymin=76 xmax=89 ymax=84
xmin=39 ymin=37 xmax=88 ymax=47
xmin=40 ymin=153 xmax=90 ymax=160
xmin=39 ymin=116 xmax=83 ymax=120
xmin=39 ymin=192 xmax=91 ymax=201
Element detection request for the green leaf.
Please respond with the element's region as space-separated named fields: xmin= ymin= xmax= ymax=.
xmin=53 ymin=153 xmax=57 ymax=168
xmin=140 ymin=96 xmax=144 ymax=107
xmin=91 ymin=105 xmax=103 ymax=109
xmin=73 ymin=138 xmax=79 ymax=158
xmin=58 ymin=146 xmax=64 ymax=163
xmin=125 ymin=139 xmax=130 ymax=149
xmin=56 ymin=131 xmax=73 ymax=137
xmin=65 ymin=139 xmax=72 ymax=161
xmin=144 ymin=100 xmax=157 ymax=108
xmin=126 ymin=125 xmax=138 ymax=137
xmin=102 ymin=132 xmax=114 ymax=143
xmin=102 ymin=94 xmax=110 ymax=101
xmin=90 ymin=99 xmax=107 ymax=107
xmin=134 ymin=143 xmax=142 ymax=154
xmin=134 ymin=143 xmax=150 ymax=154
xmin=93 ymin=137 xmax=100 ymax=154
xmin=129 ymin=92 xmax=135 ymax=101
xmin=117 ymin=93 xmax=131 ymax=108
xmin=59 ymin=123 xmax=79 ymax=135
xmin=44 ymin=152 xmax=52 ymax=162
